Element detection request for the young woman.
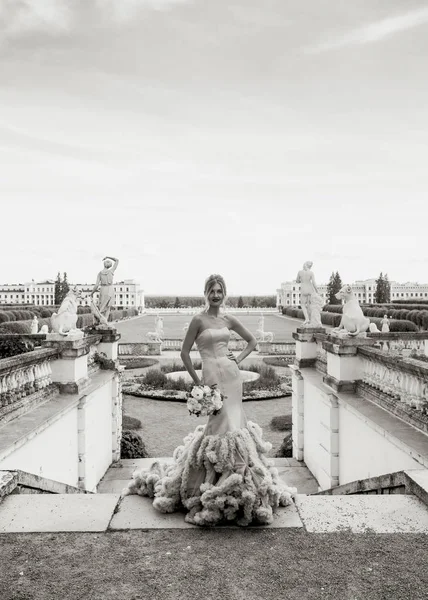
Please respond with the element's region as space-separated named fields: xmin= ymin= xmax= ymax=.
xmin=125 ymin=274 xmax=296 ymax=526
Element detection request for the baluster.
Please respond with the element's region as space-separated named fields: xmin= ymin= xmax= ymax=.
xmin=34 ymin=364 xmax=42 ymax=390
xmin=40 ymin=362 xmax=49 ymax=388
xmin=401 ymin=372 xmax=412 ymax=406
xmin=45 ymin=361 xmax=52 ymax=386
xmin=26 ymin=366 xmax=35 ymax=394
xmin=8 ymin=372 xmax=18 ymax=404
xmin=15 ymin=369 xmax=25 ymax=399
xmin=0 ymin=375 xmax=6 ymax=407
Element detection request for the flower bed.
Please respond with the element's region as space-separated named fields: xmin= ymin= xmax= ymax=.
xmin=122 ymin=362 xmax=291 ymax=401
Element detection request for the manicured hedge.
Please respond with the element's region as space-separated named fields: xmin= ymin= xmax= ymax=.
xmin=0 ymin=307 xmax=138 ymax=334
xmin=0 ymin=317 xmax=51 ymax=334
xmin=322 ymin=304 xmax=428 ymax=330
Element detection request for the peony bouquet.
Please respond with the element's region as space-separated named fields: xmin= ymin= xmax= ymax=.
xmin=186 ymin=384 xmax=224 ymax=417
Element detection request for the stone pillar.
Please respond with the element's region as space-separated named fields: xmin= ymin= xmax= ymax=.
xmin=111 ymin=370 xmax=123 ymax=463
xmin=93 ymin=327 xmax=120 ymax=360
xmin=317 ymin=392 xmax=339 ymax=490
xmin=323 ymin=335 xmax=376 ymax=393
xmin=77 ymin=395 xmax=87 ymax=490
xmin=43 ymin=334 xmax=90 ymax=394
xmin=290 ymin=365 xmax=304 ymax=461
xmin=292 ymin=327 xmax=325 ymax=369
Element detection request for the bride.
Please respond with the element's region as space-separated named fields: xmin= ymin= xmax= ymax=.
xmin=124 ymin=274 xmax=296 ymax=526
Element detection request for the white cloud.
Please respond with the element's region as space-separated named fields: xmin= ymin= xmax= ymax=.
xmin=0 ymin=0 xmax=190 ymax=39
xmin=0 ymin=0 xmax=72 ymax=37
xmin=305 ymin=6 xmax=428 ymax=53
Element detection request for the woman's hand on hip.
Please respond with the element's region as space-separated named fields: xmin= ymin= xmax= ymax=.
xmin=227 ymin=351 xmax=238 ymax=364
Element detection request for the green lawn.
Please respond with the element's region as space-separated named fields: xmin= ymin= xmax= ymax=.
xmin=123 ymin=393 xmax=290 ymax=457
xmin=1 ymin=529 xmax=427 ymax=600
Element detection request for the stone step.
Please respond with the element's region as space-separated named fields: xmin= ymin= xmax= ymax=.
xmin=2 ymin=492 xmax=428 ymax=533
xmin=295 ymin=494 xmax=428 ymax=533
xmin=96 ymin=457 xmax=319 ymax=495
xmin=0 ymin=493 xmax=120 ymax=533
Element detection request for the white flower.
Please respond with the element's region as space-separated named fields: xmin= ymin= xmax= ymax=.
xmin=203 ymin=385 xmax=211 ymax=395
xmin=187 ymin=398 xmax=201 ymax=411
xmin=212 ymin=397 xmax=223 ymax=410
xmin=213 ymin=389 xmax=221 ymax=400
xmin=191 ymin=387 xmax=204 ymax=400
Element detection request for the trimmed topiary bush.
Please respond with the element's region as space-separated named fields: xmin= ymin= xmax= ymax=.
xmin=270 ymin=414 xmax=292 ymax=432
xmin=275 ymin=433 xmax=292 ymax=457
xmin=120 ymin=430 xmax=148 ymax=458
xmin=122 ymin=415 xmax=142 ymax=430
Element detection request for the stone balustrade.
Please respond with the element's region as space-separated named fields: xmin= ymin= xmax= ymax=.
xmin=358 ymin=347 xmax=428 ymax=432
xmin=0 ymin=348 xmax=59 ymax=422
xmin=367 ymin=332 xmax=428 ymax=358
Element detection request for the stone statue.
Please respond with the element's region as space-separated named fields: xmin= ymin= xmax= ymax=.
xmin=309 ymin=293 xmax=324 ymax=327
xmin=381 ymin=315 xmax=390 ymax=333
xmin=90 ymin=256 xmax=119 ymax=326
xmin=39 ymin=324 xmax=49 ymax=334
xmin=50 ymin=287 xmax=83 ymax=335
xmin=147 ymin=314 xmax=164 ymax=342
xmin=255 ymin=312 xmax=274 ymax=342
xmin=296 ymin=261 xmax=318 ymax=326
xmin=30 ymin=316 xmax=38 ymax=334
xmin=331 ymin=285 xmax=371 ymax=337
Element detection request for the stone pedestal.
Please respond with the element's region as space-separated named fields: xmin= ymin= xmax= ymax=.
xmin=43 ymin=336 xmax=90 ymax=394
xmin=323 ymin=335 xmax=377 ymax=393
xmin=317 ymin=393 xmax=339 ymax=489
xmin=290 ymin=365 xmax=304 ymax=461
xmin=97 ymin=328 xmax=120 ymax=361
xmin=292 ymin=327 xmax=326 ymax=369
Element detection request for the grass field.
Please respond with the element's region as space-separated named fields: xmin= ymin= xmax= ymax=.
xmin=116 ymin=312 xmax=300 ymax=343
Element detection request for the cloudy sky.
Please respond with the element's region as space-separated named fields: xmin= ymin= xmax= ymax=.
xmin=1 ymin=0 xmax=427 ymax=295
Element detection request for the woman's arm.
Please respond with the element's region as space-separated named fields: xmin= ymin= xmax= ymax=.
xmin=104 ymin=256 xmax=120 ymax=273
xmin=180 ymin=317 xmax=202 ymax=386
xmin=227 ymin=315 xmax=257 ymax=365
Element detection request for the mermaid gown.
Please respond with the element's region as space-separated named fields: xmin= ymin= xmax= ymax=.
xmin=125 ymin=326 xmax=297 ymax=526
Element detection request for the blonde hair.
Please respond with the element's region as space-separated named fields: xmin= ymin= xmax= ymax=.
xmin=202 ymin=274 xmax=227 ymax=312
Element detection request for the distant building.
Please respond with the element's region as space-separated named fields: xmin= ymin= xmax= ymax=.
xmin=0 ymin=280 xmax=55 ymax=305
xmin=276 ymin=278 xmax=428 ymax=307
xmin=0 ymin=278 xmax=145 ymax=310
xmin=74 ymin=279 xmax=145 ymax=311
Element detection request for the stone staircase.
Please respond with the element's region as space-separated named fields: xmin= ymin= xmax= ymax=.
xmin=1 ymin=461 xmax=428 ymax=534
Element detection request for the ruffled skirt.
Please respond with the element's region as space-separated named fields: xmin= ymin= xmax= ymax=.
xmin=123 ymin=421 xmax=297 ymax=527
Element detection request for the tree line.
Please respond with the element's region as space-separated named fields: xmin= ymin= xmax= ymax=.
xmin=325 ymin=272 xmax=390 ymax=305
xmin=145 ymin=295 xmax=277 ymax=309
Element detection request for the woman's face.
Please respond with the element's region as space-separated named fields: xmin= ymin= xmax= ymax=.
xmin=207 ymin=283 xmax=224 ymax=307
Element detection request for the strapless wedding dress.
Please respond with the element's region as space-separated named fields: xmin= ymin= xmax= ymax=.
xmin=125 ymin=327 xmax=296 ymax=526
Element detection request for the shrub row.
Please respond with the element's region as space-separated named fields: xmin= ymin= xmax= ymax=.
xmin=282 ymin=307 xmax=305 ymax=319
xmin=283 ymin=307 xmax=419 ymax=332
xmin=0 ymin=307 xmax=138 ymax=334
xmin=323 ymin=304 xmax=428 ymax=330
xmin=0 ymin=308 xmax=56 ymax=323
xmin=0 ymin=317 xmax=52 ymax=334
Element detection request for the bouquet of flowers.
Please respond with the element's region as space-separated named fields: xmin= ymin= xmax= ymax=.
xmin=186 ymin=384 xmax=224 ymax=417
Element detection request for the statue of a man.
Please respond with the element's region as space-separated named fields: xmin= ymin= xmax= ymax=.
xmin=90 ymin=256 xmax=119 ymax=324
xmin=296 ymin=261 xmax=318 ymax=326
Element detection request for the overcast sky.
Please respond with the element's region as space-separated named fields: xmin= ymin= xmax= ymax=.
xmin=1 ymin=0 xmax=427 ymax=295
